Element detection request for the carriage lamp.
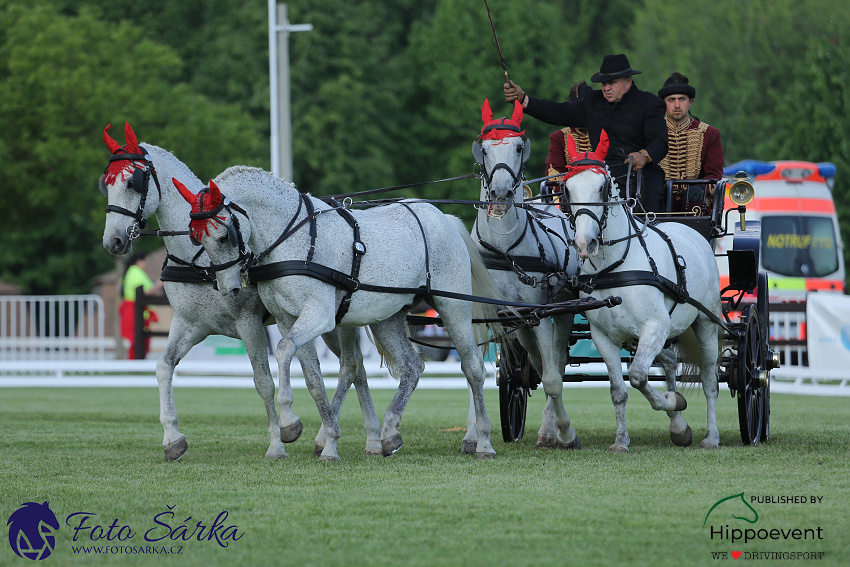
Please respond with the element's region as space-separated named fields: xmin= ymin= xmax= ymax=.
xmin=728 ymin=171 xmax=755 ymax=231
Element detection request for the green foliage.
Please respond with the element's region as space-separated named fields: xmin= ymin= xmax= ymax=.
xmin=1 ymin=0 xmax=847 ymax=293
xmin=0 ymin=3 xmax=260 ymax=294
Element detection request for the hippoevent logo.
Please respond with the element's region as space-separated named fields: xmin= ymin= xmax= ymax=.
xmin=704 ymin=492 xmax=826 ymax=561
xmin=6 ymin=502 xmax=244 ymax=560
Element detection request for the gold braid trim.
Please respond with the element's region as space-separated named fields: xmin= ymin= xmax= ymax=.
xmin=562 ymin=127 xmax=592 ymax=165
xmin=659 ymin=116 xmax=709 ymax=194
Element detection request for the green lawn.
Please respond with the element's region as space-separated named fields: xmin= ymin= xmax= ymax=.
xmin=1 ymin=386 xmax=847 ymax=566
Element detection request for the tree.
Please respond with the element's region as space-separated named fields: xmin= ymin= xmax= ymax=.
xmin=0 ymin=3 xmax=260 ymax=294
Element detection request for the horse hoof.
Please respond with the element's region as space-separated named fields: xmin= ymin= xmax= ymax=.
xmin=382 ymin=434 xmax=403 ymax=456
xmin=476 ymin=451 xmax=496 ymax=460
xmin=674 ymin=392 xmax=688 ymax=412
xmin=461 ymin=440 xmax=477 ymax=455
xmin=319 ymin=454 xmax=341 ymax=462
xmin=164 ymin=437 xmax=188 ymax=461
xmin=562 ymin=436 xmax=582 ymax=450
xmin=365 ymin=448 xmax=383 ymax=457
xmin=536 ymin=435 xmax=557 ymax=449
xmin=608 ymin=444 xmax=629 ymax=454
xmin=313 ymin=443 xmax=323 ymax=457
xmin=699 ymin=439 xmax=719 ymax=449
xmin=280 ymin=420 xmax=303 ymax=443
xmin=266 ymin=450 xmax=289 ymax=460
xmin=670 ymin=425 xmax=693 ymax=447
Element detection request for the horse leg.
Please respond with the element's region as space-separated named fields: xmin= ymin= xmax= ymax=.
xmin=656 ymin=347 xmax=693 ymax=447
xmin=694 ymin=319 xmax=721 ymax=448
xmin=236 ymin=315 xmax=287 ymax=459
xmin=628 ymin=323 xmax=688 ymax=413
xmin=532 ymin=318 xmax=580 ymax=450
xmin=318 ymin=328 xmax=382 ymax=456
xmin=273 ymin=316 xmax=303 ymax=444
xmin=368 ymin=313 xmax=425 ymax=456
xmin=591 ymin=329 xmax=631 ymax=453
xmin=156 ymin=316 xmax=207 ymax=461
xmin=439 ymin=301 xmax=494 ymax=459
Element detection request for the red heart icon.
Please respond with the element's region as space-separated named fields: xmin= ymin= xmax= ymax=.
xmin=731 ymin=551 xmax=742 ymax=560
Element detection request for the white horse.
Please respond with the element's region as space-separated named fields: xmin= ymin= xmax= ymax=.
xmin=99 ymin=123 xmax=382 ymax=460
xmin=173 ymin=169 xmax=501 ymax=460
xmin=559 ymin=131 xmax=722 ymax=452
xmin=472 ymin=100 xmax=582 ymax=449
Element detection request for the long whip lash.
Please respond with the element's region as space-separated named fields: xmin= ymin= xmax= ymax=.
xmin=483 ymin=0 xmax=509 ymax=81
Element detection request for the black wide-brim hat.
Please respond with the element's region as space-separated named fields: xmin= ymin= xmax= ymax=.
xmin=590 ymin=54 xmax=642 ymax=83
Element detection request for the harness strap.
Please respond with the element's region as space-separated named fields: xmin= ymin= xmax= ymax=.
xmin=327 ymin=199 xmax=366 ymax=323
xmin=160 ymin=265 xmax=216 ymax=283
xmin=577 ymin=270 xmax=728 ymax=330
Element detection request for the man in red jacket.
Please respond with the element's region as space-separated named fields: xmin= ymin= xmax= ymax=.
xmin=657 ymin=72 xmax=725 ymax=214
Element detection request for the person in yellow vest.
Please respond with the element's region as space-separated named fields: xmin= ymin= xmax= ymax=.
xmin=119 ymin=252 xmax=163 ymax=359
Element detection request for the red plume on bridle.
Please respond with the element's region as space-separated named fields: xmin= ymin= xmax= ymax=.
xmin=479 ymin=99 xmax=525 ymax=141
xmin=173 ymin=177 xmax=226 ymax=242
xmin=102 ymin=122 xmax=146 ymax=185
xmin=562 ymin=129 xmax=610 ymax=182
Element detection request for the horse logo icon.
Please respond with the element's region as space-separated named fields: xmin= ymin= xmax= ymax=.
xmin=704 ymin=492 xmax=759 ymax=527
xmin=7 ymin=501 xmax=60 ymax=560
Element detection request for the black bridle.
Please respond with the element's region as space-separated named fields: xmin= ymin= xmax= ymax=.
xmin=100 ymin=146 xmax=162 ymax=235
xmin=187 ymin=190 xmax=253 ymax=274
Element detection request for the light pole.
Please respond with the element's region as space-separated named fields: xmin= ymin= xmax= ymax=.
xmin=268 ymin=2 xmax=311 ymax=181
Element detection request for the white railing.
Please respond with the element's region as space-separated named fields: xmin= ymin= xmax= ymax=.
xmin=0 ymin=295 xmax=111 ymax=360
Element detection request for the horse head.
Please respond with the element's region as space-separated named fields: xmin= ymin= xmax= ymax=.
xmin=473 ymin=99 xmax=530 ymax=219
xmin=173 ymin=177 xmax=250 ymax=297
xmin=562 ymin=130 xmax=612 ymax=259
xmin=101 ymin=122 xmax=160 ymax=254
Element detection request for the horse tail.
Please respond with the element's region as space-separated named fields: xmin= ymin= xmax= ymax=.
xmin=673 ymin=322 xmax=722 ymax=393
xmin=445 ymin=215 xmax=510 ymax=346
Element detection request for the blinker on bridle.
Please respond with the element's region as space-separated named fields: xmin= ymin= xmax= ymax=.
xmin=100 ymin=146 xmax=161 ymax=234
xmin=189 ymin=189 xmax=253 ymax=274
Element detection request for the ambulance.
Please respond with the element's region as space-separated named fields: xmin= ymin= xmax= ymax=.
xmin=716 ymin=160 xmax=845 ymax=300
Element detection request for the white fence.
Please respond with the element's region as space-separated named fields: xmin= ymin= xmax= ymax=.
xmin=0 ymin=295 xmax=111 ymax=360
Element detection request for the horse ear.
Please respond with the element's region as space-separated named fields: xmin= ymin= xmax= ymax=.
xmin=511 ymin=100 xmax=523 ymax=125
xmin=596 ymin=129 xmax=609 ymax=160
xmin=123 ymin=122 xmax=140 ymax=154
xmin=172 ymin=177 xmax=195 ymax=204
xmin=208 ymin=179 xmax=222 ymax=207
xmin=482 ymin=99 xmax=493 ymax=124
xmin=103 ymin=124 xmax=121 ymax=154
xmin=566 ymin=132 xmax=578 ymax=161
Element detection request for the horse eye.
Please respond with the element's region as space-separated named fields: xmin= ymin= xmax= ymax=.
xmin=516 ymin=145 xmax=522 ymax=153
xmin=219 ymin=233 xmax=229 ymax=244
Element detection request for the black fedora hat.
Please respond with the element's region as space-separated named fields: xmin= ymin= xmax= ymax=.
xmin=591 ymin=54 xmax=642 ymax=83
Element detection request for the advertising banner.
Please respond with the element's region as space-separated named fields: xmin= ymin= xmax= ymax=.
xmin=806 ymin=292 xmax=850 ymax=370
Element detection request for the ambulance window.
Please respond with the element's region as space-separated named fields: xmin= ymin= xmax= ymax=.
xmin=761 ymin=215 xmax=839 ymax=277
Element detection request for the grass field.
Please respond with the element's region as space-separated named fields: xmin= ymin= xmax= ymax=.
xmin=1 ymin=385 xmax=848 ymax=566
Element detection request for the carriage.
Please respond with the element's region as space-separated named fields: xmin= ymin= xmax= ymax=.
xmin=494 ymin=159 xmax=779 ymax=448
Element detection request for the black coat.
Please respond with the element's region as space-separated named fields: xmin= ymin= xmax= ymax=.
xmin=526 ymin=82 xmax=668 ymax=210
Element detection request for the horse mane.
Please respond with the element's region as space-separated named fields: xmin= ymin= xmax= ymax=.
xmin=215 ymin=166 xmax=299 ymax=194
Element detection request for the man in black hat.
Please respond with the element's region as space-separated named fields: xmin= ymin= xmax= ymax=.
xmin=505 ymin=54 xmax=668 ymax=211
xmin=657 ymin=72 xmax=724 ymax=214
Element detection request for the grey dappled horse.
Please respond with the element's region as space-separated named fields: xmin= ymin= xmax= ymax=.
xmin=559 ymin=131 xmax=722 ymax=452
xmin=99 ymin=123 xmax=382 ymax=460
xmin=173 ymin=170 xmax=502 ymax=460
xmin=472 ymin=99 xmax=582 ymax=449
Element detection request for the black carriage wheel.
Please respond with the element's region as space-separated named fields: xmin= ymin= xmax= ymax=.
xmin=756 ymin=272 xmax=771 ymax=441
xmin=497 ymin=337 xmax=530 ymax=443
xmin=737 ymin=304 xmax=766 ymax=445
